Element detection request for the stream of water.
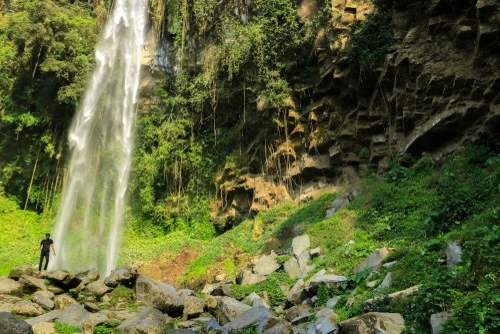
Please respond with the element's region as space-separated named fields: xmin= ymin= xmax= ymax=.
xmin=49 ymin=0 xmax=147 ymax=276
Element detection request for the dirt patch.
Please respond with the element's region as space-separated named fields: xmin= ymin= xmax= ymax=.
xmin=139 ymin=247 xmax=199 ymax=286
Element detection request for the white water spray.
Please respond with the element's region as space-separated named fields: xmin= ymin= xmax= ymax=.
xmin=50 ymin=0 xmax=147 ymax=276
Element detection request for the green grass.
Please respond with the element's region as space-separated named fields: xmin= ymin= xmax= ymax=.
xmin=54 ymin=322 xmax=80 ymax=334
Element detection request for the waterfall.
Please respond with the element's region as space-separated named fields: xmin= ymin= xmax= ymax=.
xmin=50 ymin=0 xmax=147 ymax=276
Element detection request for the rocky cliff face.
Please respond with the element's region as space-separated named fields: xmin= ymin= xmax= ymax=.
xmin=143 ymin=0 xmax=500 ymax=220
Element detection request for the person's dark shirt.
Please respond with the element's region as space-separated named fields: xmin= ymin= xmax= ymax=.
xmin=40 ymin=239 xmax=53 ymax=253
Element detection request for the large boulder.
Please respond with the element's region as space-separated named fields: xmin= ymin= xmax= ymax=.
xmin=283 ymin=258 xmax=300 ymax=279
xmin=287 ymin=279 xmax=307 ymax=305
xmin=54 ymin=294 xmax=77 ymax=310
xmin=9 ymin=265 xmax=34 ymax=281
xmin=46 ymin=270 xmax=81 ymax=289
xmin=25 ymin=310 xmax=61 ymax=327
xmin=292 ymin=235 xmax=310 ymax=258
xmin=0 ymin=295 xmax=23 ymax=312
xmin=253 ymin=255 xmax=281 ymax=276
xmin=58 ymin=303 xmax=92 ymax=329
xmin=19 ymin=275 xmax=47 ymax=294
xmin=85 ymin=280 xmax=111 ymax=299
xmin=32 ymin=290 xmax=55 ymax=310
xmin=104 ymin=264 xmax=138 ymax=288
xmin=218 ymin=296 xmax=252 ymax=325
xmin=223 ymin=306 xmax=272 ymax=332
xmin=11 ymin=301 xmax=44 ymax=317
xmin=134 ymin=275 xmax=183 ymax=315
xmin=183 ymin=296 xmax=205 ymax=320
xmin=430 ymin=312 xmax=453 ymax=334
xmin=355 ymin=248 xmax=391 ymax=273
xmin=115 ymin=307 xmax=166 ymax=334
xmin=339 ymin=312 xmax=404 ymax=334
xmin=0 ymin=312 xmax=33 ymax=334
xmin=0 ymin=278 xmax=23 ymax=297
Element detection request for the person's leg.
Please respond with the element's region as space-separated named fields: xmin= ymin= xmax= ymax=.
xmin=43 ymin=252 xmax=50 ymax=270
xmin=39 ymin=252 xmax=44 ymax=271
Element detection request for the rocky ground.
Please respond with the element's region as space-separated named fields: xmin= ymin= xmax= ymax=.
xmin=0 ymin=231 xmax=459 ymax=333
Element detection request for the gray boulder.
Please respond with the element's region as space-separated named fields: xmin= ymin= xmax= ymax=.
xmin=115 ymin=307 xmax=166 ymax=334
xmin=339 ymin=312 xmax=404 ymax=334
xmin=243 ymin=292 xmax=269 ymax=309
xmin=201 ymin=318 xmax=226 ymax=333
xmin=0 ymin=312 xmax=33 ymax=334
xmin=377 ymin=272 xmax=392 ymax=290
xmin=263 ymin=318 xmax=293 ymax=334
xmin=297 ymin=251 xmax=311 ymax=269
xmin=446 ymin=242 xmax=462 ymax=269
xmin=32 ymin=290 xmax=55 ymax=310
xmin=242 ymin=273 xmax=267 ymax=286
xmin=25 ymin=310 xmax=61 ymax=327
xmin=46 ymin=270 xmax=81 ymax=289
xmin=430 ymin=312 xmax=453 ymax=334
xmin=11 ymin=301 xmax=44 ymax=317
xmin=87 ymin=268 xmax=100 ymax=281
xmin=135 ymin=275 xmax=183 ymax=315
xmin=254 ymin=255 xmax=281 ymax=276
xmin=283 ymin=258 xmax=300 ymax=279
xmin=218 ymin=296 xmax=252 ymax=325
xmin=31 ymin=322 xmax=55 ymax=334
xmin=223 ymin=306 xmax=272 ymax=332
xmin=85 ymin=280 xmax=111 ymax=299
xmin=0 ymin=278 xmax=23 ymax=297
xmin=19 ymin=275 xmax=47 ymax=294
xmin=292 ymin=235 xmax=310 ymax=258
xmin=182 ymin=296 xmax=205 ymax=320
xmin=307 ymin=269 xmax=347 ymax=291
xmin=58 ymin=303 xmax=92 ymax=328
xmin=9 ymin=265 xmax=34 ymax=281
xmin=287 ymin=279 xmax=306 ymax=305
xmin=285 ymin=305 xmax=310 ymax=323
xmin=0 ymin=294 xmax=23 ymax=312
xmin=355 ymin=248 xmax=391 ymax=274
xmin=104 ymin=264 xmax=138 ymax=288
xmin=326 ymin=296 xmax=342 ymax=308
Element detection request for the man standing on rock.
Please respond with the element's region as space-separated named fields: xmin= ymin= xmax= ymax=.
xmin=33 ymin=233 xmax=56 ymax=275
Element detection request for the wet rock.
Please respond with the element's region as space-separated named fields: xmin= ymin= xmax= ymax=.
xmin=58 ymin=303 xmax=92 ymax=328
xmin=54 ymin=294 xmax=77 ymax=310
xmin=85 ymin=280 xmax=111 ymax=299
xmin=218 ymin=296 xmax=252 ymax=325
xmin=46 ymin=270 xmax=81 ymax=289
xmin=25 ymin=310 xmax=60 ymax=327
xmin=284 ymin=258 xmax=300 ymax=279
xmin=254 ymin=255 xmax=281 ymax=276
xmin=0 ymin=278 xmax=23 ymax=297
xmin=292 ymin=235 xmax=311 ymax=258
xmin=135 ymin=275 xmax=183 ymax=315
xmin=339 ymin=312 xmax=404 ymax=334
xmin=9 ymin=265 xmax=34 ymax=281
xmin=115 ymin=307 xmax=166 ymax=334
xmin=0 ymin=312 xmax=33 ymax=334
xmin=430 ymin=311 xmax=453 ymax=334
xmin=223 ymin=306 xmax=272 ymax=332
xmin=104 ymin=264 xmax=138 ymax=288
xmin=12 ymin=301 xmax=44 ymax=317
xmin=183 ymin=296 xmax=205 ymax=320
xmin=355 ymin=248 xmax=391 ymax=273
xmin=446 ymin=242 xmax=462 ymax=269
xmin=32 ymin=290 xmax=55 ymax=310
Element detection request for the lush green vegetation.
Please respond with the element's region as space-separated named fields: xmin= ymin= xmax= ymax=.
xmin=54 ymin=322 xmax=80 ymax=334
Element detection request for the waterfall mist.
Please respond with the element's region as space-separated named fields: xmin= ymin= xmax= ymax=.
xmin=50 ymin=0 xmax=147 ymax=276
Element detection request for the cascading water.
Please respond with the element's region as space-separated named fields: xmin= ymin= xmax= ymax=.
xmin=50 ymin=0 xmax=147 ymax=276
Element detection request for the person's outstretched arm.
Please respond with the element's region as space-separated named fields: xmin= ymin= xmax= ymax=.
xmin=51 ymin=244 xmax=56 ymax=256
xmin=33 ymin=242 xmax=41 ymax=254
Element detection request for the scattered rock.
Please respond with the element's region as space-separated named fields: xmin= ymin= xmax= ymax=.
xmin=58 ymin=303 xmax=92 ymax=328
xmin=84 ymin=302 xmax=99 ymax=313
xmin=47 ymin=285 xmax=65 ymax=295
xmin=285 ymin=305 xmax=310 ymax=322
xmin=87 ymin=268 xmax=100 ymax=281
xmin=243 ymin=292 xmax=269 ymax=309
xmin=366 ymin=281 xmax=378 ymax=288
xmin=339 ymin=312 xmax=404 ymax=334
xmin=85 ymin=280 xmax=111 ymax=299
xmin=310 ymin=247 xmax=321 ymax=257
xmin=179 ymin=289 xmax=195 ymax=299
xmin=242 ymin=273 xmax=267 ymax=286
xmin=364 ymin=285 xmax=420 ymax=305
xmin=201 ymin=318 xmax=225 ymax=333
xmin=46 ymin=270 xmax=81 ymax=289
xmin=135 ymin=275 xmax=183 ymax=316
xmin=0 ymin=295 xmax=22 ymax=312
xmin=325 ymin=196 xmax=350 ymax=218
xmin=19 ymin=275 xmax=47 ymax=294
xmin=254 ymin=255 xmax=281 ymax=276
xmin=32 ymin=290 xmax=55 ymax=310
xmin=327 ymin=296 xmax=342 ymax=309
xmin=115 ymin=307 xmax=166 ymax=334
xmin=355 ymin=248 xmax=391 ymax=273
xmin=25 ymin=310 xmax=61 ymax=327
xmin=218 ymin=296 xmax=252 ymax=325
xmin=446 ymin=242 xmax=462 ymax=269
xmin=284 ymin=258 xmax=300 ymax=279
xmin=287 ymin=279 xmax=306 ymax=305
xmin=31 ymin=322 xmax=55 ymax=334
xmin=202 ymin=284 xmax=224 ymax=296
xmin=104 ymin=264 xmax=138 ymax=288
xmin=263 ymin=318 xmax=293 ymax=334
xmin=314 ymin=314 xmax=338 ymax=334
xmin=183 ymin=296 xmax=205 ymax=320
xmin=377 ymin=272 xmax=392 ymax=290
xmin=0 ymin=312 xmax=33 ymax=334
xmin=382 ymin=261 xmax=398 ymax=268
xmin=165 ymin=330 xmax=195 ymax=334
xmin=298 ymin=251 xmax=311 ymax=269
xmin=0 ymin=278 xmax=23 ymax=297
xmin=430 ymin=311 xmax=453 ymax=334
xmin=307 ymin=269 xmax=347 ymax=291
xmin=223 ymin=306 xmax=272 ymax=332
xmin=12 ymin=301 xmax=44 ymax=317
xmin=292 ymin=235 xmax=311 ymax=258
xmin=54 ymin=294 xmax=77 ymax=310
xmin=9 ymin=265 xmax=34 ymax=281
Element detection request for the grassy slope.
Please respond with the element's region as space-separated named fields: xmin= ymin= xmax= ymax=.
xmin=165 ymin=146 xmax=499 ymax=333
